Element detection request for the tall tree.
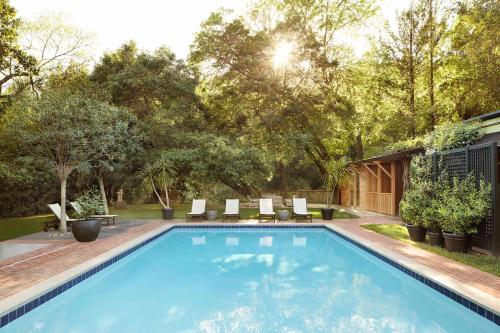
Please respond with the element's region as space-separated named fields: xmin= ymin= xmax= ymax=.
xmin=422 ymin=0 xmax=447 ymax=129
xmin=0 ymin=0 xmax=36 ymax=104
xmin=380 ymin=4 xmax=428 ymax=136
xmin=443 ymin=0 xmax=499 ymax=118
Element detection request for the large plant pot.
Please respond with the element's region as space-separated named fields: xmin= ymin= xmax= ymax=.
xmin=443 ymin=233 xmax=468 ymax=253
xmin=278 ymin=210 xmax=289 ymax=221
xmin=162 ymin=208 xmax=175 ymax=220
xmin=321 ymin=208 xmax=335 ymax=220
xmin=71 ymin=219 xmax=101 ymax=242
xmin=427 ymin=231 xmax=443 ymax=247
xmin=206 ymin=210 xmax=217 ymax=221
xmin=405 ymin=224 xmax=426 ymax=242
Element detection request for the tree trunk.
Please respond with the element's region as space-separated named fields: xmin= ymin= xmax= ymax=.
xmin=164 ymin=186 xmax=170 ymax=209
xmin=60 ymin=176 xmax=68 ymax=233
xmin=98 ymin=176 xmax=109 ymax=215
xmin=152 ymin=179 xmax=167 ymax=208
xmin=279 ymin=161 xmax=288 ymax=198
xmin=408 ymin=6 xmax=417 ymax=137
xmin=428 ymin=0 xmax=436 ymax=129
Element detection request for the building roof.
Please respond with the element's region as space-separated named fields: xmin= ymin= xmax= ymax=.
xmin=350 ymin=147 xmax=424 ymax=165
xmin=473 ymin=132 xmax=500 ymax=145
xmin=466 ymin=110 xmax=500 ymax=122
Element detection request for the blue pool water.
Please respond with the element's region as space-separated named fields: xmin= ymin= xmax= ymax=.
xmin=2 ymin=228 xmax=497 ymax=332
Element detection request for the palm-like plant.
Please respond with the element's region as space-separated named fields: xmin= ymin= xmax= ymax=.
xmin=139 ymin=154 xmax=176 ymax=209
xmin=322 ymin=158 xmax=354 ymax=208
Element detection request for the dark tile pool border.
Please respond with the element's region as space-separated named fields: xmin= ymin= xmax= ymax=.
xmin=1 ymin=224 xmax=499 ymax=328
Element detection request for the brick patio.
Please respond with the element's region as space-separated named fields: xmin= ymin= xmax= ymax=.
xmin=0 ymin=213 xmax=499 ymax=307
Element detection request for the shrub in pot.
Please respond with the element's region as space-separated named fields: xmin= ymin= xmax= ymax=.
xmin=139 ymin=153 xmax=176 ymax=220
xmin=400 ymin=182 xmax=428 ymax=242
xmin=72 ymin=190 xmax=104 ymax=242
xmin=437 ymin=173 xmax=491 ymax=253
xmin=321 ymin=158 xmax=354 ymax=220
xmin=400 ymin=155 xmax=434 ymax=242
xmin=422 ymin=195 xmax=443 ymax=246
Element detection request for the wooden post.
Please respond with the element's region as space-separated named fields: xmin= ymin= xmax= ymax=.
xmin=353 ymin=173 xmax=358 ymax=207
xmin=391 ymin=161 xmax=397 ymax=216
xmin=376 ymin=163 xmax=382 ymax=213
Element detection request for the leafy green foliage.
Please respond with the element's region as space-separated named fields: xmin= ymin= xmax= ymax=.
xmin=0 ymin=0 xmax=37 ymax=104
xmin=400 ymin=155 xmax=433 ymax=226
xmin=139 ymin=153 xmax=176 ymax=208
xmin=429 ymin=121 xmax=482 ymax=151
xmin=436 ymin=173 xmax=491 ymax=235
xmin=322 ymin=158 xmax=354 ymax=207
xmin=74 ymin=190 xmax=104 ymax=219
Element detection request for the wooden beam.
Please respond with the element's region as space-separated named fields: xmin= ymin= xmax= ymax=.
xmin=390 ymin=161 xmax=397 ymax=216
xmin=376 ymin=165 xmax=382 ymax=213
xmin=362 ymin=164 xmax=378 ymax=179
xmin=353 ymin=174 xmax=358 ymax=207
xmin=374 ymin=161 xmax=392 ymax=178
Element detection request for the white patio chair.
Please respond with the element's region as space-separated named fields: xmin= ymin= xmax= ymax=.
xmin=259 ymin=198 xmax=276 ymax=223
xmin=186 ymin=199 xmax=207 ymax=222
xmin=70 ymin=201 xmax=118 ymax=225
xmin=292 ymin=198 xmax=313 ymax=222
xmin=45 ymin=203 xmax=80 ymax=231
xmin=222 ymin=199 xmax=240 ymax=222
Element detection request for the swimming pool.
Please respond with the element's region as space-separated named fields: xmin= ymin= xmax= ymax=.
xmin=1 ymin=226 xmax=498 ymax=332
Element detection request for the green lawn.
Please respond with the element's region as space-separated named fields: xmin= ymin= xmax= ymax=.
xmin=0 ymin=214 xmax=54 ymax=242
xmin=362 ymin=224 xmax=500 ymax=277
xmin=0 ymin=204 xmax=357 ymax=242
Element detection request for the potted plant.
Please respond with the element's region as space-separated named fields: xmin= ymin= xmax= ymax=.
xmin=72 ymin=190 xmax=104 ymax=242
xmin=140 ymin=154 xmax=176 ymax=220
xmin=422 ymin=200 xmax=442 ymax=246
xmin=437 ymin=173 xmax=491 ymax=253
xmin=321 ymin=158 xmax=354 ymax=220
xmin=399 ymin=181 xmax=428 ymax=242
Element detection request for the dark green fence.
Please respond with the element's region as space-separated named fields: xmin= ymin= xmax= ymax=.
xmin=431 ymin=142 xmax=500 ymax=255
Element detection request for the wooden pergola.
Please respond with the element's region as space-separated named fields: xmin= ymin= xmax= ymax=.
xmin=340 ymin=148 xmax=423 ymax=216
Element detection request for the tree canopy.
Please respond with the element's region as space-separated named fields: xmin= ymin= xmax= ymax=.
xmin=0 ymin=0 xmax=498 ymax=217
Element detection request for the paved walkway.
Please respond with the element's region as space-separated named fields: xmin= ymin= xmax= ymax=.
xmin=0 ymin=211 xmax=499 ymax=307
xmin=0 ymin=220 xmax=165 ymax=300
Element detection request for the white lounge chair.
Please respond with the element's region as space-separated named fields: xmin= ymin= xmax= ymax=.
xmin=186 ymin=199 xmax=207 ymax=222
xmin=292 ymin=198 xmax=313 ymax=222
xmin=259 ymin=198 xmax=276 ymax=223
xmin=45 ymin=203 xmax=80 ymax=231
xmin=70 ymin=201 xmax=118 ymax=225
xmin=222 ymin=199 xmax=240 ymax=222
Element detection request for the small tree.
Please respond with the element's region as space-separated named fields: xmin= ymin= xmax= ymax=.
xmin=88 ymin=107 xmax=141 ymax=215
xmin=139 ymin=153 xmax=176 ymax=209
xmin=16 ymin=89 xmax=129 ymax=233
xmin=322 ymin=158 xmax=354 ymax=208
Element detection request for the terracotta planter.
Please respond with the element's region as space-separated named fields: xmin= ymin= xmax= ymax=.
xmin=405 ymin=224 xmax=426 ymax=242
xmin=427 ymin=231 xmax=443 ymax=247
xmin=162 ymin=208 xmax=175 ymax=220
xmin=443 ymin=233 xmax=468 ymax=253
xmin=321 ymin=208 xmax=335 ymax=220
xmin=71 ymin=219 xmax=101 ymax=242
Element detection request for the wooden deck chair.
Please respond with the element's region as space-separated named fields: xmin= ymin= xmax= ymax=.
xmin=45 ymin=203 xmax=80 ymax=231
xmin=186 ymin=199 xmax=207 ymax=222
xmin=292 ymin=198 xmax=313 ymax=222
xmin=222 ymin=199 xmax=240 ymax=222
xmin=70 ymin=202 xmax=118 ymax=226
xmin=258 ymin=198 xmax=276 ymax=223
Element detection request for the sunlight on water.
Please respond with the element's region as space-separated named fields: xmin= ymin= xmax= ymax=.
xmin=2 ymin=228 xmax=497 ymax=333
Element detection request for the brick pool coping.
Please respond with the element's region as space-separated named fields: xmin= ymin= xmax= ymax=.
xmin=0 ymin=218 xmax=499 ymax=327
